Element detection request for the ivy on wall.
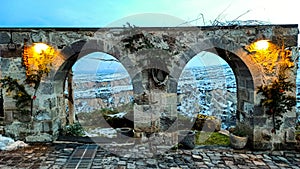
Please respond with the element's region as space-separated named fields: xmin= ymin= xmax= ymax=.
xmin=254 ymin=43 xmax=297 ymax=133
xmin=0 ymin=76 xmax=31 ymax=114
xmin=0 ymin=42 xmax=57 ymax=116
xmin=121 ymin=31 xmax=187 ymax=55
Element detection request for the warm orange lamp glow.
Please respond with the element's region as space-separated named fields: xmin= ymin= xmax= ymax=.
xmin=254 ymin=40 xmax=269 ymax=51
xmin=33 ymin=43 xmax=50 ymax=54
xmin=22 ymin=42 xmax=56 ymax=76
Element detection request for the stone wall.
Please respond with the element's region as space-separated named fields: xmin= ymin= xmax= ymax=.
xmin=0 ymin=25 xmax=298 ymax=149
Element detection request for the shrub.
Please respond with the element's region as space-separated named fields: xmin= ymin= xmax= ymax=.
xmin=62 ymin=122 xmax=85 ymax=136
xmin=229 ymin=122 xmax=252 ymax=137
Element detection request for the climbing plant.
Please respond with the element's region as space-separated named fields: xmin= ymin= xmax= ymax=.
xmin=120 ymin=27 xmax=187 ymax=55
xmin=256 ymin=44 xmax=297 ymax=133
xmin=0 ymin=76 xmax=31 ymax=114
xmin=0 ymin=42 xmax=56 ymax=116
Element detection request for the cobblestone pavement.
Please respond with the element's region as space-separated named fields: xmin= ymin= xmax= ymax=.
xmin=0 ymin=142 xmax=300 ymax=169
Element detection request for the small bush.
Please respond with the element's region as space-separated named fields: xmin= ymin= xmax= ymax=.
xmin=229 ymin=122 xmax=252 ymax=137
xmin=63 ymin=122 xmax=85 ymax=136
xmin=195 ymin=131 xmax=230 ymax=146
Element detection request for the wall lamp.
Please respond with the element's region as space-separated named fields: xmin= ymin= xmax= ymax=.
xmin=22 ymin=39 xmax=56 ymax=76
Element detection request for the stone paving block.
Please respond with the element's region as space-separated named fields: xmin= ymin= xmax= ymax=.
xmin=127 ymin=163 xmax=135 ymax=168
xmin=91 ymin=166 xmax=103 ymax=169
xmin=192 ymin=154 xmax=202 ymax=161
xmin=237 ymin=165 xmax=252 ymax=169
xmin=2 ymin=143 xmax=300 ymax=168
xmin=225 ymin=160 xmax=234 ymax=166
xmin=117 ymin=161 xmax=126 ymax=166
xmin=228 ymin=165 xmax=239 ymax=169
xmin=253 ymin=160 xmax=266 ymax=166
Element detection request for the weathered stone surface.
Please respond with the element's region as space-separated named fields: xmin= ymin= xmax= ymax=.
xmin=4 ymin=121 xmax=31 ymax=140
xmin=12 ymin=32 xmax=30 ymax=44
xmin=31 ymin=30 xmax=47 ymax=42
xmin=0 ymin=25 xmax=298 ymax=150
xmin=0 ymin=32 xmax=10 ymax=44
xmin=34 ymin=110 xmax=51 ymax=121
xmin=41 ymin=83 xmax=54 ymax=95
xmin=253 ymin=117 xmax=267 ymax=127
xmin=0 ymin=58 xmax=10 ymax=71
xmin=25 ymin=133 xmax=53 ymax=142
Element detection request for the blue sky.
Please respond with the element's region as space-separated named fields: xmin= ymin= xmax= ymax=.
xmin=72 ymin=51 xmax=226 ymax=73
xmin=1 ymin=0 xmax=299 ymax=27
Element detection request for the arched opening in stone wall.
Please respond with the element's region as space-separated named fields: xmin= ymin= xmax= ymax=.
xmin=177 ymin=51 xmax=237 ymax=130
xmin=62 ymin=52 xmax=134 ymax=137
xmin=177 ymin=47 xmax=254 ymax=146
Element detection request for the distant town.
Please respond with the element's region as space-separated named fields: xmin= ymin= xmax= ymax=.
xmin=71 ymin=63 xmax=237 ymax=130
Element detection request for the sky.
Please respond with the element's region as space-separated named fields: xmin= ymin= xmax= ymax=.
xmin=1 ymin=0 xmax=299 ymax=70
xmin=0 ymin=0 xmax=299 ymax=27
xmin=73 ymin=52 xmax=127 ymax=74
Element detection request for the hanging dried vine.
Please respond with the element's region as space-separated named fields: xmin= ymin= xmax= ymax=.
xmin=121 ymin=31 xmax=187 ymax=55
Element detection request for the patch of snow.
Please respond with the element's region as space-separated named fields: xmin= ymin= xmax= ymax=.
xmin=84 ymin=128 xmax=117 ymax=138
xmin=0 ymin=135 xmax=28 ymax=151
xmin=106 ymin=112 xmax=127 ymax=118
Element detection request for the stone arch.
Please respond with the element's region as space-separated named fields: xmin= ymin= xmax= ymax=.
xmin=52 ymin=39 xmax=133 ymax=126
xmin=53 ymin=39 xmax=127 ymax=93
xmin=173 ymin=38 xmax=258 ymax=120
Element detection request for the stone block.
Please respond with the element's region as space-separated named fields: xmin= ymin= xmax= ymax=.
xmin=71 ymin=40 xmax=86 ymax=53
xmin=285 ymin=129 xmax=296 ymax=142
xmin=134 ymin=105 xmax=160 ymax=132
xmin=59 ymin=46 xmax=75 ymax=59
xmin=237 ymin=89 xmax=247 ymax=98
xmin=0 ymin=32 xmax=10 ymax=44
xmin=41 ymin=83 xmax=54 ymax=95
xmin=160 ymin=116 xmax=177 ymax=132
xmin=252 ymin=106 xmax=263 ymax=116
xmin=33 ymin=122 xmax=43 ymax=133
xmin=34 ymin=110 xmax=51 ymax=121
xmin=0 ymin=58 xmax=10 ymax=70
xmin=252 ymin=141 xmax=272 ymax=150
xmin=253 ymin=117 xmax=267 ymax=127
xmin=12 ymin=33 xmax=30 ymax=44
xmin=4 ymin=111 xmax=13 ymax=122
xmin=25 ymin=133 xmax=53 ymax=142
xmin=284 ymin=117 xmax=296 ymax=128
xmin=4 ymin=121 xmax=30 ymax=140
xmin=246 ymin=80 xmax=254 ymax=88
xmin=42 ymin=121 xmax=52 ymax=132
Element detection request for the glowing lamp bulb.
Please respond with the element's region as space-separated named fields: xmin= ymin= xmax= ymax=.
xmin=254 ymin=40 xmax=269 ymax=50
xmin=33 ymin=43 xmax=49 ymax=54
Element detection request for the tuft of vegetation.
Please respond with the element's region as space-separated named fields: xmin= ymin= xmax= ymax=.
xmin=195 ymin=131 xmax=230 ymax=146
xmin=62 ymin=122 xmax=85 ymax=136
xmin=229 ymin=122 xmax=252 ymax=137
xmin=0 ymin=76 xmax=32 ymax=114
